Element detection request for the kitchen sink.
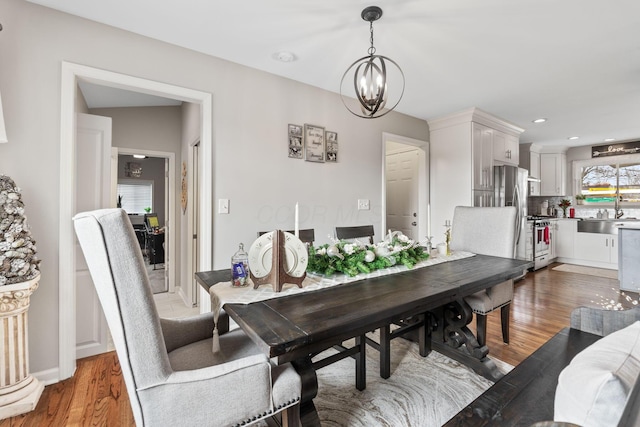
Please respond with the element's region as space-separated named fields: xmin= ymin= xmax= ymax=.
xmin=577 ymin=219 xmax=640 ymax=234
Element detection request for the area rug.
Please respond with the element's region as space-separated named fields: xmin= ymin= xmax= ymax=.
xmin=552 ymin=263 xmax=618 ymax=280
xmin=260 ymin=333 xmax=511 ymax=427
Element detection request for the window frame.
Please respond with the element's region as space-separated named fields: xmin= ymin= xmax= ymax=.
xmin=573 ymin=153 xmax=640 ymax=206
xmin=117 ymin=179 xmax=154 ymax=214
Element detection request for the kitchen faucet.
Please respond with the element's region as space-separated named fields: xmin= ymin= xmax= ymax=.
xmin=615 ymin=195 xmax=624 ymax=219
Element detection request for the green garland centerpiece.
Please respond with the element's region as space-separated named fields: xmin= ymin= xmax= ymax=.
xmin=307 ymin=231 xmax=429 ymax=277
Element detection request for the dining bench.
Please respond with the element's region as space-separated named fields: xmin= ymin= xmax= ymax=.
xmin=444 ymin=306 xmax=640 ymax=426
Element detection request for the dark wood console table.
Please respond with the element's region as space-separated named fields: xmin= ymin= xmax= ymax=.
xmin=196 ymin=254 xmax=532 ymax=426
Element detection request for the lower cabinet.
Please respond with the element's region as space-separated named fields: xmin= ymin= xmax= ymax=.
xmin=556 ymin=219 xmax=576 ymax=259
xmin=549 ymin=219 xmax=558 ymax=260
xmin=574 ymin=232 xmax=617 ymax=265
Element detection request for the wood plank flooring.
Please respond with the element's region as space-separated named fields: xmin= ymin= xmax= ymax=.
xmin=2 ymin=262 xmax=635 ymax=426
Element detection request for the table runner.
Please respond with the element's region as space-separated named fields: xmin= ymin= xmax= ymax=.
xmin=209 ymin=251 xmax=475 ymax=352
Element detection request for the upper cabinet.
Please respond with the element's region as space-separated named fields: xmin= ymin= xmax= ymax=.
xmin=473 ymin=122 xmax=494 ymax=190
xmin=493 ymin=132 xmax=520 ymax=166
xmin=540 ymin=152 xmax=566 ymax=196
xmin=428 ymin=107 xmax=524 ymax=233
xmin=529 ymin=151 xmax=541 ymax=196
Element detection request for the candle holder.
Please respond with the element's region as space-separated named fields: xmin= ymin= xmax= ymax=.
xmin=444 ymin=221 xmax=452 ymax=256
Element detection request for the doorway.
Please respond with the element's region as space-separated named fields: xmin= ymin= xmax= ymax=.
xmin=382 ymin=133 xmax=430 ymax=242
xmin=59 ymin=62 xmax=213 ymax=381
xmin=115 ymin=151 xmax=175 ymax=294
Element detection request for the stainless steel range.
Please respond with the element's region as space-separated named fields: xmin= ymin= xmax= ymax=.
xmin=527 ymin=216 xmax=552 ymax=270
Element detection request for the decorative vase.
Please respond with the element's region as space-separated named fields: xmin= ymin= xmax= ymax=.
xmin=0 ymin=274 xmax=44 ymax=419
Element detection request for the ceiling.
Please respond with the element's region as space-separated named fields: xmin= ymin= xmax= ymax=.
xmin=29 ymin=0 xmax=640 ymax=148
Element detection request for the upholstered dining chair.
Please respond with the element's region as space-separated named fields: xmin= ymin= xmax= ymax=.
xmin=74 ymin=208 xmax=301 ymax=427
xmin=450 ymin=206 xmax=518 ymax=347
xmin=335 ymin=225 xmax=375 ymax=244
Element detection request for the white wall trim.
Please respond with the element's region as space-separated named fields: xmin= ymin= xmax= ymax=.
xmin=381 ymin=132 xmax=430 ymax=240
xmin=59 ymin=61 xmax=213 ymax=380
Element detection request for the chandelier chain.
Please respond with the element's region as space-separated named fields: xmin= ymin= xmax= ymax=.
xmin=368 ymin=21 xmax=376 ymax=56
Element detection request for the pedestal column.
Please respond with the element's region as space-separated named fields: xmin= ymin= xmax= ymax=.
xmin=0 ymin=274 xmax=43 ymax=419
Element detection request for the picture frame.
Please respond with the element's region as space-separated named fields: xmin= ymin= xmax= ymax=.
xmin=288 ymin=124 xmax=303 ymax=159
xmin=304 ymin=124 xmax=325 ymax=162
xmin=325 ymin=131 xmax=338 ymax=162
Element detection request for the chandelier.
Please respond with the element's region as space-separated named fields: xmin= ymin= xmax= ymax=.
xmin=340 ymin=6 xmax=405 ymax=119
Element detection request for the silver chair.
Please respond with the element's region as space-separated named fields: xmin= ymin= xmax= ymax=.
xmin=74 ymin=208 xmax=301 ymax=427
xmin=450 ymin=206 xmax=518 ymax=347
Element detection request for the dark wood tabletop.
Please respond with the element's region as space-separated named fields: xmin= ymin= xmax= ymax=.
xmin=196 ymin=254 xmax=532 ymax=363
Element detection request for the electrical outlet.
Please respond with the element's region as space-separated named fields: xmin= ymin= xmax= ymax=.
xmin=218 ymin=199 xmax=229 ymax=214
xmin=357 ymin=199 xmax=370 ymax=210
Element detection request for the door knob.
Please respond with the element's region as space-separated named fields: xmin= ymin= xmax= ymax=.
xmin=411 ymin=221 xmax=417 ymax=226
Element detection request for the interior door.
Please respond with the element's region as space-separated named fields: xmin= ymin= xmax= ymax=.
xmin=75 ymin=113 xmax=112 ymax=358
xmin=189 ymin=143 xmax=200 ymax=307
xmin=385 ymin=147 xmax=419 ymax=240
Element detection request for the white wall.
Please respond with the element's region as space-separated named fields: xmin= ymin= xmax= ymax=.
xmin=0 ymin=0 xmax=429 ymax=377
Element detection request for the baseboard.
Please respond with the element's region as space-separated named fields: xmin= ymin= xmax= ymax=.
xmin=32 ymin=366 xmax=66 ymax=386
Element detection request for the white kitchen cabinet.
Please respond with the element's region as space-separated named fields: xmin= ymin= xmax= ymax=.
xmin=429 ymin=108 xmax=524 ymax=233
xmin=549 ymin=219 xmax=558 ymax=260
xmin=529 ymin=151 xmax=541 ymax=196
xmin=493 ymin=132 xmax=519 ymax=166
xmin=556 ymin=219 xmax=576 ymax=259
xmin=574 ymin=232 xmax=617 ymax=264
xmin=473 ymin=123 xmax=494 ymax=190
xmin=540 ymin=152 xmax=566 ymax=196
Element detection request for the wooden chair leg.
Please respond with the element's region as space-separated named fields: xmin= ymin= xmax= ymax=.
xmin=380 ymin=325 xmax=391 ymax=379
xmin=282 ymin=402 xmax=301 ymax=427
xmin=355 ymin=335 xmax=366 ymax=391
xmin=501 ymin=304 xmax=511 ymax=344
xmin=476 ymin=313 xmax=487 ymax=347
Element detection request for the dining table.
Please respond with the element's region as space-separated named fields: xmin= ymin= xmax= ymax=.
xmin=195 ymin=252 xmax=532 ymax=426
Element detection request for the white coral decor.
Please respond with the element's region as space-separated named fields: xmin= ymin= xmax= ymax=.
xmin=0 ymin=175 xmax=40 ymax=285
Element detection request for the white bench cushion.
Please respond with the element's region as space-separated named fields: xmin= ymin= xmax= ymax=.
xmin=554 ymin=321 xmax=640 ymax=426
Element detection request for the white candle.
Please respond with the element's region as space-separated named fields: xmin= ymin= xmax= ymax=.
xmin=294 ymin=202 xmax=299 ymax=238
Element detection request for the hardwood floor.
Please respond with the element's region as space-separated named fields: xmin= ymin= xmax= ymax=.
xmin=2 ymin=262 xmax=634 ymax=426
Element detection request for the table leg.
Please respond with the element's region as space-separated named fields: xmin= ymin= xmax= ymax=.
xmin=291 ymin=357 xmax=320 ymax=427
xmin=430 ymin=299 xmax=504 ymax=382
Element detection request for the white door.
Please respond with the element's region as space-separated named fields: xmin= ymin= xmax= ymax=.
xmin=189 ymin=143 xmax=200 ymax=307
xmin=75 ymin=113 xmax=112 ymax=359
xmin=386 ymin=148 xmax=419 ymax=240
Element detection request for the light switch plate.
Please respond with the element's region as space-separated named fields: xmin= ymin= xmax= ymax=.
xmin=357 ymin=199 xmax=370 ymax=210
xmin=218 ymin=199 xmax=229 ymax=214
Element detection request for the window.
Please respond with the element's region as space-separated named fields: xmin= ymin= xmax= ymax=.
xmin=579 ymin=162 xmax=640 ymax=203
xmin=117 ymin=180 xmax=153 ymax=214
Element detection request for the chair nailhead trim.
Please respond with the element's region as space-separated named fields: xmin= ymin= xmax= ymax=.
xmin=233 ymin=397 xmax=302 ymax=427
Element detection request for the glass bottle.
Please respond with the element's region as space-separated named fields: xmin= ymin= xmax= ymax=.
xmin=231 ymin=243 xmax=250 ymax=287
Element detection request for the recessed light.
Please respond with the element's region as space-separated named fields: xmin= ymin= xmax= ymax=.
xmin=604 ymin=138 xmax=616 ymax=142
xmin=568 ymin=136 xmax=579 ymax=140
xmin=532 ymin=118 xmax=547 ymax=124
xmin=272 ymin=51 xmax=296 ymax=63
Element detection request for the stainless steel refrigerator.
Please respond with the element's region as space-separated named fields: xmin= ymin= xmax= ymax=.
xmin=493 ymin=165 xmax=528 ymax=260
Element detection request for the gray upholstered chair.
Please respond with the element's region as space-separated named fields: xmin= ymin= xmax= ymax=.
xmin=73 ymin=208 xmax=301 ymax=427
xmin=450 ymin=206 xmax=518 ymax=347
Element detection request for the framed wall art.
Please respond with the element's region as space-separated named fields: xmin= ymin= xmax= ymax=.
xmin=325 ymin=131 xmax=338 ymax=162
xmin=288 ymin=124 xmax=303 ymax=159
xmin=304 ymin=124 xmax=325 ymax=162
